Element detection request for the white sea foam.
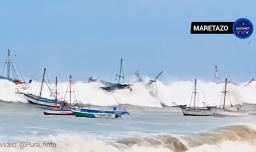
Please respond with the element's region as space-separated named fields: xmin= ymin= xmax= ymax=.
xmin=1 ymin=77 xmax=256 ymax=107
xmin=1 ymin=125 xmax=256 ymax=152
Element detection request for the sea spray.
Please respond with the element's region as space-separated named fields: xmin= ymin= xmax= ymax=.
xmin=0 ymin=125 xmax=256 ymax=152
xmin=1 ymin=77 xmax=256 ymax=107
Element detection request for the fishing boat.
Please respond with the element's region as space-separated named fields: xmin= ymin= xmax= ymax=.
xmin=43 ymin=108 xmax=73 ymax=115
xmin=0 ymin=49 xmax=32 ymax=89
xmin=43 ymin=75 xmax=81 ymax=115
xmin=215 ymin=65 xmax=255 ymax=87
xmin=135 ymin=70 xmax=163 ymax=96
xmin=212 ymin=78 xmax=248 ymax=117
xmin=179 ymin=79 xmax=213 ymax=116
xmin=88 ymin=58 xmax=132 ymax=92
xmin=24 ymin=93 xmax=66 ymax=107
xmin=72 ymin=109 xmax=122 ymax=119
xmin=16 ymin=68 xmax=68 ymax=107
xmin=172 ymin=79 xmax=216 ymax=115
xmin=135 ymin=70 xmax=166 ymax=106
xmin=214 ymin=65 xmax=238 ymax=86
xmin=79 ymin=106 xmax=130 ymax=115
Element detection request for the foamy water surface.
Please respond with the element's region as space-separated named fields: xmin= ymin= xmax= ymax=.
xmin=1 ymin=79 xmax=256 ymax=152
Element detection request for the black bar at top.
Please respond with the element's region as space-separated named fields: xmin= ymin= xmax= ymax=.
xmin=191 ymin=22 xmax=234 ymax=34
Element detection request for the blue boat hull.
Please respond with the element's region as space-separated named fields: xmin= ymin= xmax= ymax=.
xmin=42 ymin=107 xmax=129 ymax=116
xmin=24 ymin=94 xmax=67 ymax=107
xmin=80 ymin=108 xmax=129 ymax=115
xmin=88 ymin=77 xmax=131 ymax=91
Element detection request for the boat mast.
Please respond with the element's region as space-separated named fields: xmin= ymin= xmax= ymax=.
xmin=116 ymin=58 xmax=124 ymax=84
xmin=66 ymin=75 xmax=75 ymax=106
xmin=135 ymin=70 xmax=143 ymax=82
xmin=7 ymin=49 xmax=11 ymax=79
xmin=214 ymin=65 xmax=220 ymax=83
xmin=146 ymin=71 xmax=163 ymax=86
xmin=55 ymin=77 xmax=58 ymax=101
xmin=2 ymin=49 xmax=25 ymax=82
xmin=193 ymin=79 xmax=197 ymax=109
xmin=70 ymin=75 xmax=72 ymax=105
xmin=39 ymin=68 xmax=46 ymax=97
xmin=223 ymin=78 xmax=228 ymax=109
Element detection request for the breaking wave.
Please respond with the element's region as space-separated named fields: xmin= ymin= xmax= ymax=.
xmin=1 ymin=77 xmax=256 ymax=107
xmin=1 ymin=124 xmax=256 ymax=152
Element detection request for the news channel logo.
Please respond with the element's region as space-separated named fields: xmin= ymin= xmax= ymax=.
xmin=190 ymin=18 xmax=253 ymax=39
xmin=232 ymin=18 xmax=253 ymax=39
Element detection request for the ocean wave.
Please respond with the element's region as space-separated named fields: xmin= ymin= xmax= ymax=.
xmin=0 ymin=124 xmax=256 ymax=152
xmin=118 ymin=124 xmax=256 ymax=151
xmin=1 ymin=78 xmax=256 ymax=107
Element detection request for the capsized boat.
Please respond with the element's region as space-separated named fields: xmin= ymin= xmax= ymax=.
xmin=72 ymin=110 xmax=122 ymax=119
xmin=135 ymin=70 xmax=163 ymax=97
xmin=135 ymin=70 xmax=166 ymax=106
xmin=43 ymin=75 xmax=82 ymax=115
xmin=214 ymin=65 xmax=238 ymax=86
xmin=214 ymin=65 xmax=255 ymax=87
xmin=16 ymin=68 xmax=68 ymax=107
xmin=179 ymin=79 xmax=213 ymax=116
xmin=0 ymin=49 xmax=32 ymax=90
xmin=212 ymin=78 xmax=248 ymax=117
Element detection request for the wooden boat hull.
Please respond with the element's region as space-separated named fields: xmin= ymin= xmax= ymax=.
xmin=25 ymin=94 xmax=65 ymax=107
xmin=181 ymin=107 xmax=213 ymax=116
xmin=43 ymin=109 xmax=73 ymax=115
xmin=72 ymin=110 xmax=120 ymax=119
xmin=212 ymin=109 xmax=248 ymax=117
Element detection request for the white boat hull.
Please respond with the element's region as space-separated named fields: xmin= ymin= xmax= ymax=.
xmin=93 ymin=113 xmax=116 ymax=118
xmin=181 ymin=108 xmax=213 ymax=116
xmin=43 ymin=109 xmax=73 ymax=115
xmin=16 ymin=83 xmax=30 ymax=90
xmin=212 ymin=109 xmax=248 ymax=117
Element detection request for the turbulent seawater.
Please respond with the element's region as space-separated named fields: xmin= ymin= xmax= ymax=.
xmin=1 ymin=79 xmax=256 ymax=152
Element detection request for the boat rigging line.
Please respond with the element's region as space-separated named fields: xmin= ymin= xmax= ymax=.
xmin=1 ymin=49 xmax=25 ymax=82
xmin=26 ymin=68 xmax=55 ymax=98
xmin=108 ymin=60 xmax=120 ymax=83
